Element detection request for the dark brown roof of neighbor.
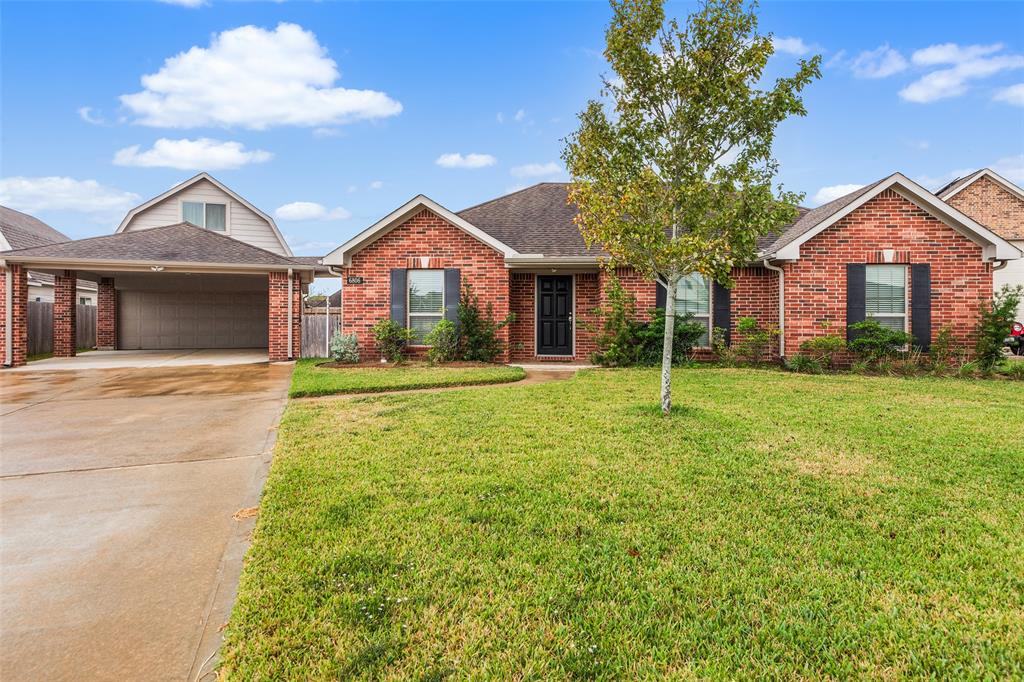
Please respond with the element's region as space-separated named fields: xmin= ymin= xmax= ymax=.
xmin=27 ymin=271 xmax=98 ymax=290
xmin=0 ymin=222 xmax=312 ymax=268
xmin=934 ymin=172 xmax=977 ymax=198
xmin=0 ymin=205 xmax=72 ymax=249
xmin=458 ymin=183 xmax=605 ymax=257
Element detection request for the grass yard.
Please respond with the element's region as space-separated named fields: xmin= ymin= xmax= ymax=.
xmin=288 ymin=359 xmax=526 ymax=397
xmin=222 ymin=368 xmax=1024 ymax=679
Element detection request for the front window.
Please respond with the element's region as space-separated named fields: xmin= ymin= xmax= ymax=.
xmin=407 ymin=269 xmax=444 ymax=343
xmin=182 ymin=201 xmax=227 ymax=231
xmin=675 ymin=273 xmax=711 ymax=346
xmin=866 ymin=265 xmax=907 ymax=331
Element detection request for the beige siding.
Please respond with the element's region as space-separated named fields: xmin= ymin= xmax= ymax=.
xmin=995 ymin=240 xmax=1024 ymax=319
xmin=122 ymin=179 xmax=287 ymax=255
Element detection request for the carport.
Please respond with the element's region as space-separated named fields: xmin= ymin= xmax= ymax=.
xmin=1 ymin=223 xmax=316 ymax=367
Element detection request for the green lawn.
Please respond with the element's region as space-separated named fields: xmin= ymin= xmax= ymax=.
xmin=288 ymin=359 xmax=526 ymax=397
xmin=222 ymin=368 xmax=1023 ymax=679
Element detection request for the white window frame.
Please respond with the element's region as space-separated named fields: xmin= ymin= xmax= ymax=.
xmin=180 ymin=199 xmax=230 ymax=233
xmin=674 ymin=274 xmax=713 ymax=348
xmin=407 ymin=269 xmax=445 ymax=345
xmin=865 ymin=264 xmax=908 ymax=333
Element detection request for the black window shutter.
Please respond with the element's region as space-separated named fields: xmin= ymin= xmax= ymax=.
xmin=846 ymin=264 xmax=866 ymax=342
xmin=911 ymin=264 xmax=932 ymax=351
xmin=713 ymin=281 xmax=731 ymax=346
xmin=444 ymin=268 xmax=461 ymax=324
xmin=390 ymin=268 xmax=407 ymax=325
xmin=655 ymin=281 xmax=667 ymax=310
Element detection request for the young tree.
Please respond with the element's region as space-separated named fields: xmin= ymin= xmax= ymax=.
xmin=563 ymin=0 xmax=820 ymax=414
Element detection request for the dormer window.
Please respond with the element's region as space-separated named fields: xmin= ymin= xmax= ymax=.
xmin=182 ymin=201 xmax=227 ymax=232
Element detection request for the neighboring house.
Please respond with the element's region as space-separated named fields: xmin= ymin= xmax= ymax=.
xmin=305 ymin=290 xmax=342 ymax=310
xmin=324 ymin=173 xmax=1020 ymax=362
xmin=937 ymin=168 xmax=1024 ymax=320
xmin=117 ymin=172 xmax=293 ymax=256
xmin=1 ymin=206 xmax=98 ymax=304
xmin=1 ymin=175 xmax=316 ymax=367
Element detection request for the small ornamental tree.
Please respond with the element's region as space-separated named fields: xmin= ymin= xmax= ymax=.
xmin=975 ymin=285 xmax=1023 ymax=371
xmin=563 ymin=0 xmax=820 ymax=414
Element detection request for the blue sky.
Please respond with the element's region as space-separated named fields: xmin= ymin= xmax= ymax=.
xmin=2 ymin=0 xmax=1023 ymax=264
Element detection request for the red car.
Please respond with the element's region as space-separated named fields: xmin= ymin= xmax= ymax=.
xmin=1007 ymin=321 xmax=1024 ymax=356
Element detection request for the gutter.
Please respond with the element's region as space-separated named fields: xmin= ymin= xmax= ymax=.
xmin=762 ymin=258 xmax=785 ymax=358
xmin=992 ymin=259 xmax=1009 ymax=272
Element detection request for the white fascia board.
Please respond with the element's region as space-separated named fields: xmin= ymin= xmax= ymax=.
xmin=505 ymin=255 xmax=600 ymax=267
xmin=322 ymin=195 xmax=519 ymax=266
xmin=115 ymin=172 xmax=293 ymax=257
xmin=773 ymin=173 xmax=1021 ymax=261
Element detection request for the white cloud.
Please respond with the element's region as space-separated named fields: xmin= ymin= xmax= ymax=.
xmin=77 ymin=106 xmax=105 ymax=125
xmin=120 ymin=22 xmax=402 ymax=129
xmin=993 ymin=154 xmax=1024 ymax=185
xmin=811 ymin=183 xmax=863 ymax=207
xmin=159 ymin=0 xmax=207 ymax=6
xmin=312 ymin=127 xmax=344 ymax=138
xmin=773 ymin=36 xmax=811 ymax=56
xmin=994 ymin=83 xmax=1024 ymax=107
xmin=900 ymin=43 xmax=1024 ymax=103
xmin=0 ymin=177 xmax=140 ymax=216
xmin=514 ymin=109 xmax=526 ymax=122
xmin=824 ymin=49 xmax=847 ymax=69
xmin=369 ymin=180 xmax=383 ymax=190
xmin=275 ymin=202 xmax=351 ymax=221
xmin=510 ymin=162 xmax=562 ymax=178
xmin=496 ymin=112 xmax=505 ymax=124
xmin=850 ymin=44 xmax=907 ymax=79
xmin=113 ymin=138 xmax=272 ymax=170
xmin=435 ymin=153 xmax=496 ymax=169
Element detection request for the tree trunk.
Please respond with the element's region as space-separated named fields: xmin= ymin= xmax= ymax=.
xmin=660 ymin=276 xmax=679 ymax=415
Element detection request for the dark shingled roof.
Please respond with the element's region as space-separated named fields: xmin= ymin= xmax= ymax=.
xmin=934 ymin=173 xmax=976 ymax=198
xmin=760 ymin=180 xmax=884 ymax=256
xmin=458 ymin=183 xmax=605 ymax=257
xmin=1 ymin=222 xmax=311 ymax=268
xmin=27 ymin=271 xmax=98 ymax=290
xmin=0 ymin=205 xmax=71 ymax=249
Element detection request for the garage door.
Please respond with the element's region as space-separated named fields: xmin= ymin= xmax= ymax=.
xmin=118 ymin=290 xmax=268 ymax=349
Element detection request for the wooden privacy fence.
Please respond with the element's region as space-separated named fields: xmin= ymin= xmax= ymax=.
xmin=301 ymin=308 xmax=341 ymax=358
xmin=27 ymin=302 xmax=97 ymax=356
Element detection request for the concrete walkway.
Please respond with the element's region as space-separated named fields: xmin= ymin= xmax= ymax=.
xmin=12 ymin=348 xmax=270 ymax=371
xmin=0 ymin=361 xmax=292 ymax=681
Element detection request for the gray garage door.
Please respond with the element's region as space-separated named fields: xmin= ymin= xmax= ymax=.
xmin=118 ymin=290 xmax=268 ymax=349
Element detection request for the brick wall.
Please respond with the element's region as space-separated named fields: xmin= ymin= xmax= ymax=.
xmin=731 ymin=266 xmax=781 ymax=358
xmin=268 ymin=271 xmax=302 ymax=361
xmin=508 ymin=272 xmax=535 ymax=361
xmin=781 ymin=188 xmax=991 ymax=356
xmin=53 ymin=271 xmax=77 ymax=357
xmin=342 ymin=209 xmax=511 ymax=361
xmin=944 ymin=176 xmax=1024 ymax=240
xmin=97 ymin=278 xmax=116 ymax=350
xmin=0 ymin=264 xmax=28 ymax=367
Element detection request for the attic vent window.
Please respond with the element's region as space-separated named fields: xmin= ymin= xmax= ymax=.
xmin=182 ymin=201 xmax=227 ymax=232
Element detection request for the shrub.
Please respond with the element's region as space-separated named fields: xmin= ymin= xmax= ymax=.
xmin=1002 ymin=361 xmax=1024 ymax=380
xmin=591 ymin=276 xmax=642 ymax=367
xmin=928 ymin=325 xmax=959 ymax=373
xmin=733 ymin=317 xmax=779 ymax=364
xmin=799 ymin=335 xmax=845 ymax=370
xmin=458 ymin=283 xmax=515 ymax=362
xmin=710 ymin=326 xmax=736 ymax=364
xmin=635 ymin=309 xmax=706 ymax=366
xmin=329 ymin=331 xmax=360 ymax=363
xmin=425 ymin=319 xmax=459 ymax=364
xmin=847 ymin=320 xmax=913 ymax=364
xmin=975 ymin=285 xmax=1023 ymax=371
xmin=372 ymin=319 xmax=414 ymax=363
xmin=785 ymin=354 xmax=822 ymax=374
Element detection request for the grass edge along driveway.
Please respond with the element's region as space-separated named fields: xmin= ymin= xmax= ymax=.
xmin=222 ymin=367 xmax=1024 ymax=679
xmin=288 ymin=359 xmax=526 ymax=397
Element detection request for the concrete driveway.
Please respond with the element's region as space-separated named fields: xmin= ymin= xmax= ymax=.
xmin=0 ymin=361 xmax=293 ymax=681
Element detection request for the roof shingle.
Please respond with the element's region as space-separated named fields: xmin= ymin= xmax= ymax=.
xmin=0 ymin=205 xmax=71 ymax=249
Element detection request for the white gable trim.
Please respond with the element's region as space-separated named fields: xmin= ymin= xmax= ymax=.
xmin=773 ymin=173 xmax=1021 ymax=262
xmin=938 ymin=168 xmax=1024 ymax=203
xmin=322 ymin=195 xmax=519 ymax=266
xmin=115 ymin=172 xmax=293 ymax=256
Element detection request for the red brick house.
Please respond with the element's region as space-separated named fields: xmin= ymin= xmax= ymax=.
xmin=323 ymin=172 xmax=1020 ymax=363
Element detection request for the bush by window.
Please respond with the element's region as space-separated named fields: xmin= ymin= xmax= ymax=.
xmin=372 ymin=319 xmax=415 ymax=363
xmin=329 ymin=331 xmax=360 ymax=364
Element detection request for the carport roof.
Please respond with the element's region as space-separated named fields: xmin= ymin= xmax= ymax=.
xmin=0 ymin=222 xmax=316 ymax=271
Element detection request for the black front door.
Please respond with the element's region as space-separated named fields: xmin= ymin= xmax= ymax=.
xmin=537 ymin=275 xmax=573 ymax=355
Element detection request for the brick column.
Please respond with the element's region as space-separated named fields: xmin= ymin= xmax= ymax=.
xmin=97 ymin=277 xmax=117 ymax=350
xmin=268 ymin=271 xmax=301 ymax=361
xmin=1 ymin=264 xmax=29 ymax=367
xmin=53 ymin=270 xmax=77 ymax=357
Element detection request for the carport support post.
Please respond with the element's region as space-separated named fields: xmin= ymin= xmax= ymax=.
xmin=268 ymin=270 xmax=301 ymax=362
xmin=97 ymin=278 xmax=116 ymax=350
xmin=53 ymin=271 xmax=77 ymax=358
xmin=1 ymin=263 xmax=29 ymax=367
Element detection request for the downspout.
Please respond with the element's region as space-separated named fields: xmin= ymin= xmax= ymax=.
xmin=762 ymin=259 xmax=785 ymax=358
xmin=287 ymin=268 xmax=294 ymax=360
xmin=3 ymin=261 xmax=12 ymax=367
xmin=992 ymin=260 xmax=1009 ymax=272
